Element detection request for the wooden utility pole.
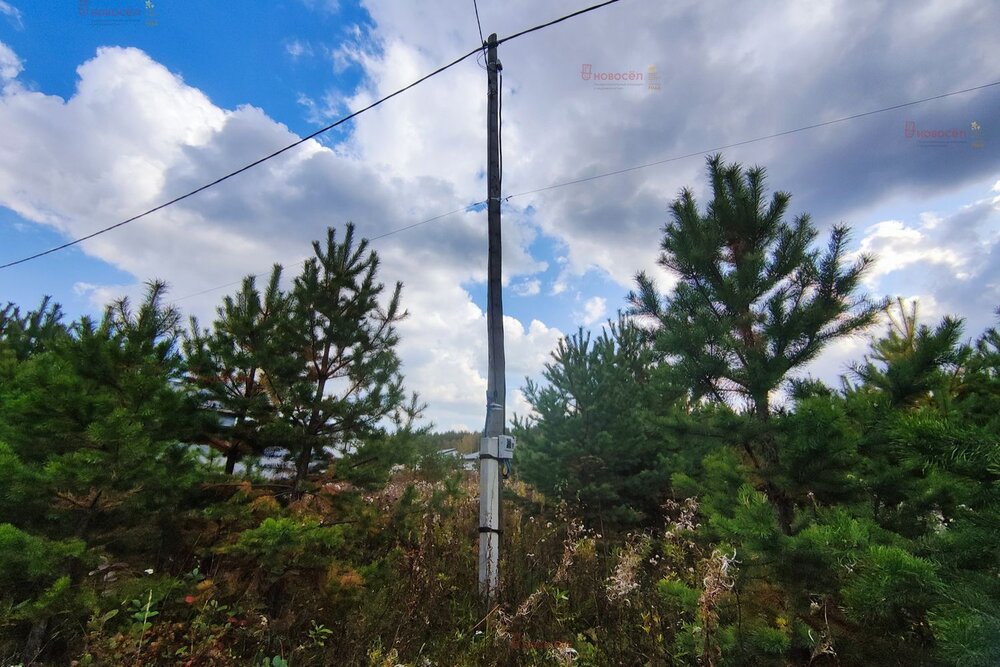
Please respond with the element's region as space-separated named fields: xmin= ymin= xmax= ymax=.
xmin=479 ymin=32 xmax=504 ymax=599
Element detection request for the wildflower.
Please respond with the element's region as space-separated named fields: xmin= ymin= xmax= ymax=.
xmin=144 ymin=568 xmax=154 ymax=575
xmin=184 ymin=595 xmax=196 ymax=604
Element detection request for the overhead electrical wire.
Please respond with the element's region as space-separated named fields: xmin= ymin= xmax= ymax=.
xmin=0 ymin=50 xmax=481 ymax=271
xmin=0 ymin=0 xmax=626 ymax=271
xmin=159 ymin=80 xmax=1000 ymax=303
xmin=172 ymin=78 xmax=998 ymax=304
xmin=495 ymin=0 xmax=622 ymax=46
xmin=472 ymin=0 xmax=485 ymax=49
xmin=173 ymin=201 xmax=485 ymax=302
xmin=503 ymin=80 xmax=1000 ymax=201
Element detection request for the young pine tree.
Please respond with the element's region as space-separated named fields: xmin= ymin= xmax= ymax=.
xmin=516 ymin=315 xmax=678 ymax=527
xmin=282 ymin=224 xmax=408 ymax=492
xmin=629 ymin=154 xmax=884 ymax=533
xmin=185 ymin=225 xmax=413 ymax=493
xmin=0 ymin=283 xmax=204 ymax=663
xmin=184 ymin=266 xmax=294 ymax=474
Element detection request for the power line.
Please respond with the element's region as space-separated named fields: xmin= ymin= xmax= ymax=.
xmin=173 ymin=78 xmax=999 ymax=304
xmin=0 ymin=47 xmax=482 ymax=270
xmin=472 ymin=0 xmax=485 ymax=48
xmin=473 ymin=1 xmax=488 ymax=70
xmin=504 ymin=80 xmax=1000 ymax=200
xmin=0 ymin=0 xmax=627 ymax=271
xmin=173 ymin=202 xmax=485 ymax=302
xmin=3 ymin=0 xmax=989 ymax=275
xmin=495 ymin=0 xmax=623 ymax=45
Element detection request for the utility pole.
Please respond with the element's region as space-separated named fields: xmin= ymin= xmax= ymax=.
xmin=479 ymin=32 xmax=508 ymax=599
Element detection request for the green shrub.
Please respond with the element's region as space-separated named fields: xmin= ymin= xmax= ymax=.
xmin=224 ymin=517 xmax=344 ymax=573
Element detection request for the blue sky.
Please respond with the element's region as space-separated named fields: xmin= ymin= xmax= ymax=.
xmin=2 ymin=1 xmax=372 ymax=134
xmin=1 ymin=0 xmax=998 ymax=429
xmin=0 ymin=0 xmax=375 ymax=315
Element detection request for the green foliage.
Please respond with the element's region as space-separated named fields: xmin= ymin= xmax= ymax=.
xmin=0 ymin=296 xmax=67 ymax=362
xmin=225 ymin=517 xmax=343 ymax=573
xmin=842 ymin=545 xmax=939 ymax=625
xmin=854 ymin=298 xmax=968 ymax=407
xmin=183 ymin=225 xmax=414 ymax=491
xmin=711 ymin=484 xmax=781 ymax=550
xmin=515 ymin=314 xmax=685 ymax=527
xmin=0 ymin=524 xmax=84 ymax=589
xmin=628 ymin=155 xmax=885 ymax=546
xmin=656 ymin=577 xmax=699 ymax=614
xmin=930 ymin=603 xmax=1000 ymax=667
xmin=746 ymin=624 xmax=791 ymax=656
xmin=1 ymin=197 xmax=998 ymax=665
xmin=184 ymin=266 xmax=293 ymax=473
xmin=629 ymin=154 xmax=884 ymax=417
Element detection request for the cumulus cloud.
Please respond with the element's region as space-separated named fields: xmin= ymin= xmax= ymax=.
xmin=0 ymin=44 xmax=557 ymax=430
xmin=855 ymin=189 xmax=1000 ymax=326
xmin=512 ymin=278 xmax=540 ymax=296
xmin=856 ymin=219 xmax=968 ymax=284
xmin=3 ymin=0 xmax=999 ymax=426
xmin=359 ymin=0 xmax=999 ymax=286
xmin=578 ymin=296 xmax=607 ymax=326
xmin=800 ymin=187 xmax=1000 ymax=386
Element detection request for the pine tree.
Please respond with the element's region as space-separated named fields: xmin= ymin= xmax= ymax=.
xmin=0 ymin=296 xmax=66 ymax=362
xmin=280 ymin=224 xmax=408 ymax=492
xmin=516 ymin=315 xmax=685 ymax=527
xmin=853 ymin=297 xmax=967 ymax=407
xmin=183 ymin=225 xmax=413 ymax=492
xmin=841 ymin=306 xmax=1000 ymax=663
xmin=0 ymin=283 xmax=204 ymax=662
xmin=629 ymin=154 xmax=884 ymax=532
xmin=184 ymin=266 xmax=293 ymax=474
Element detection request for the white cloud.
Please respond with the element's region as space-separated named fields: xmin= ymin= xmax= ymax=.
xmin=296 ymin=92 xmax=336 ymax=125
xmin=550 ymin=273 xmax=568 ymax=295
xmin=857 ymin=219 xmax=968 ymax=284
xmin=73 ymin=281 xmax=135 ymax=311
xmin=0 ymin=1 xmax=22 ymax=30
xmin=3 ymin=0 xmax=1000 ymax=428
xmin=578 ymin=296 xmax=607 ymax=326
xmin=512 ymin=278 xmax=540 ymax=296
xmin=510 ymin=388 xmax=537 ymax=422
xmin=0 ymin=41 xmax=22 ymax=81
xmin=285 ymin=40 xmax=313 ymax=59
xmin=802 ymin=191 xmax=1000 ymax=387
xmin=0 ymin=45 xmax=557 ymax=431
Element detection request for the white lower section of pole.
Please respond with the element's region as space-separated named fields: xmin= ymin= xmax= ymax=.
xmin=478 ymin=437 xmax=500 ymax=597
